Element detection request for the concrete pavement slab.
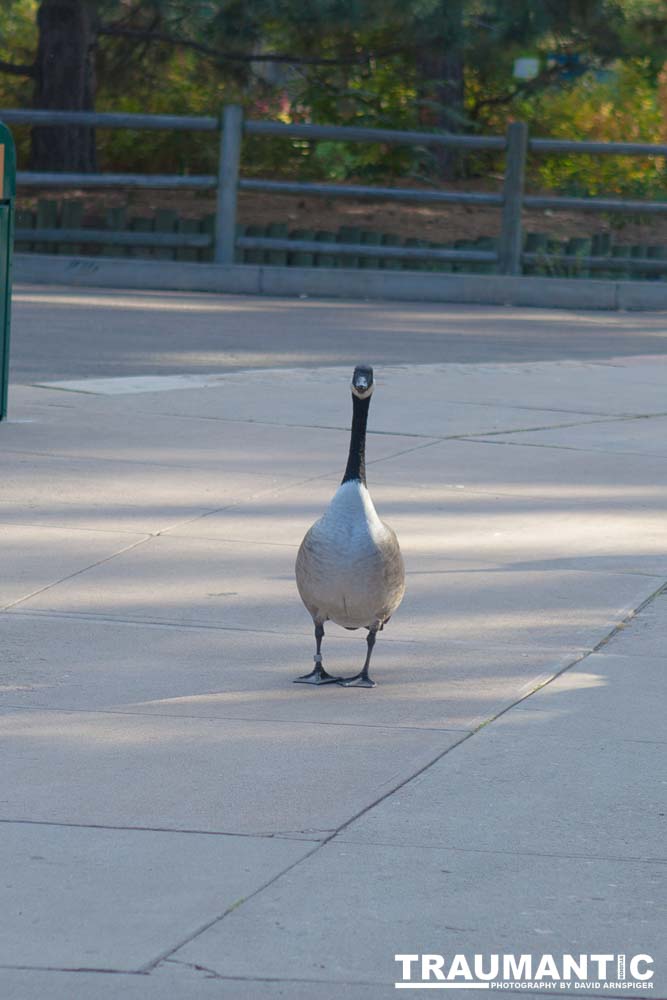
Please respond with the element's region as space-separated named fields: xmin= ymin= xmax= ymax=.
xmin=18 ymin=355 xmax=667 ymax=423
xmin=371 ymin=435 xmax=667 ymax=505
xmin=40 ymin=367 xmax=603 ymax=439
xmin=10 ymin=534 xmax=312 ymax=627
xmin=0 ymin=523 xmax=146 ymax=609
xmin=484 ymin=413 xmax=667 ymax=457
xmin=375 ymin=487 xmax=667 ymax=578
xmin=25 ymin=357 xmax=667 ymax=433
xmin=341 ymin=718 xmax=665 ymax=858
xmin=0 ymin=450 xmax=293 ymax=534
xmin=0 ymin=707 xmax=460 ymax=834
xmin=338 ymin=656 xmax=667 ymax=859
xmin=0 ymin=613 xmax=579 ymax=731
xmin=393 ymin=564 xmax=661 ymax=647
xmin=173 ymin=839 xmax=665 ymax=992
xmin=166 ymin=477 xmax=667 ymax=578
xmin=0 ymin=820 xmax=312 ymax=971
xmin=14 ymin=531 xmax=661 ymax=649
xmin=0 ymin=392 xmax=426 ymax=480
xmin=379 ymin=356 xmax=667 ymax=417
xmin=508 ymin=647 xmax=667 ymax=743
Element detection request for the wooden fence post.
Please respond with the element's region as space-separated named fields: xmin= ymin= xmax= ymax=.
xmin=499 ymin=121 xmax=528 ymax=275
xmin=215 ymin=104 xmax=243 ymax=265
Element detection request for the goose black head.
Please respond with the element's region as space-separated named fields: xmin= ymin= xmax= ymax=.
xmin=351 ymin=365 xmax=374 ymax=400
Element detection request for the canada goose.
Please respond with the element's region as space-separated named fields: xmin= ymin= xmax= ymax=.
xmin=294 ymin=365 xmax=405 ymax=688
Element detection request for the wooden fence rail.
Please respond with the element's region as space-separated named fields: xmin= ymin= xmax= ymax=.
xmin=3 ymin=105 xmax=667 ymax=278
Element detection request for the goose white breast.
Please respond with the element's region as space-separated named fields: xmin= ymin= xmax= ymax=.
xmin=296 ymin=479 xmax=404 ymax=630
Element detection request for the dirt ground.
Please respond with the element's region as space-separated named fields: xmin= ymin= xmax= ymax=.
xmin=16 ymin=181 xmax=667 ymax=246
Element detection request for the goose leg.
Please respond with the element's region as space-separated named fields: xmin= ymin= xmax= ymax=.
xmin=294 ymin=623 xmax=341 ymax=685
xmin=339 ymin=627 xmax=378 ymax=688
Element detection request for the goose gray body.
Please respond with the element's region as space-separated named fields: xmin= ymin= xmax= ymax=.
xmin=294 ymin=364 xmax=405 ymax=687
xmin=296 ymin=479 xmax=405 ymax=631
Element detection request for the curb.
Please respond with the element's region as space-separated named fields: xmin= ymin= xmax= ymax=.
xmin=14 ymin=253 xmax=667 ymax=311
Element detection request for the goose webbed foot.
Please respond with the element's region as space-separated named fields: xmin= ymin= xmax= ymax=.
xmin=294 ymin=665 xmax=341 ymax=685
xmin=338 ymin=671 xmax=376 ymax=688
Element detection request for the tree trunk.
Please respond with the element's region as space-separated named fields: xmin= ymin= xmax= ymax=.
xmin=415 ymin=0 xmax=465 ymax=179
xmin=31 ymin=0 xmax=98 ymax=171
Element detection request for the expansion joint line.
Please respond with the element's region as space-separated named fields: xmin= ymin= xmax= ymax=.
xmin=0 ymin=535 xmax=153 ymax=613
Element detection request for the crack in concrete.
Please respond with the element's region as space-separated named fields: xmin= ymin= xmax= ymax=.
xmin=332 ymin=837 xmax=667 ymax=865
xmin=163 ymin=957 xmax=224 ymax=979
xmin=0 ymin=963 xmax=145 ymax=975
xmin=0 ymin=703 xmax=469 ymax=735
xmin=114 ymin=401 xmax=667 ymax=448
xmin=0 ymin=816 xmax=323 ymax=841
xmin=163 ymin=957 xmax=397 ymax=987
xmin=0 ymin=957 xmax=648 ymax=998
xmin=0 ymin=518 xmax=158 ymax=537
xmin=7 ymin=606 xmax=576 ymax=651
xmin=466 ymin=436 xmax=667 ymax=458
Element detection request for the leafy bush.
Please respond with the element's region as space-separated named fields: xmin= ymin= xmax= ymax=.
xmin=0 ymin=0 xmax=38 ymax=168
xmin=514 ymin=60 xmax=667 ymax=197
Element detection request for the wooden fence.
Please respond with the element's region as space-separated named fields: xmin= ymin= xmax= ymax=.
xmin=2 ymin=106 xmax=667 ymax=278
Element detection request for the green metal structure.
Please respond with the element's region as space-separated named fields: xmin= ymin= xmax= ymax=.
xmin=0 ymin=121 xmax=15 ymax=421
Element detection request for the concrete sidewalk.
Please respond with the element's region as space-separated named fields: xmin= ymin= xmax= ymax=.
xmin=1 ymin=297 xmax=666 ymax=997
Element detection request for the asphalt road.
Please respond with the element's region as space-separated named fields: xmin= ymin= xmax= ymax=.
xmin=9 ymin=283 xmax=667 ymax=383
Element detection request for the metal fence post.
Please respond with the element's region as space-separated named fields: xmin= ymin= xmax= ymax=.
xmin=215 ymin=104 xmax=243 ymax=265
xmin=0 ymin=122 xmax=16 ymax=421
xmin=498 ymin=121 xmax=528 ymax=275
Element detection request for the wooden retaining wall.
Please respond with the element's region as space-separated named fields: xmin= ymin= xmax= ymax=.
xmin=14 ymin=197 xmax=667 ymax=280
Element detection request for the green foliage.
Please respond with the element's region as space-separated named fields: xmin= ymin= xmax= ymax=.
xmin=0 ymin=0 xmax=36 ymax=78
xmin=515 ymin=60 xmax=667 ymax=196
xmin=3 ymin=0 xmax=667 ymax=192
xmin=95 ymin=0 xmax=427 ymax=181
xmin=289 ymin=55 xmax=421 ymax=181
xmin=95 ymin=50 xmax=222 ymax=174
xmin=0 ymin=0 xmax=38 ymax=166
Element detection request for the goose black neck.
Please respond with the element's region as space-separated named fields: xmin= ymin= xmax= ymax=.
xmin=342 ymin=393 xmax=370 ymax=486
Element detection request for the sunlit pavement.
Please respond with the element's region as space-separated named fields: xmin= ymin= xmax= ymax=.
xmin=1 ymin=286 xmax=666 ymax=998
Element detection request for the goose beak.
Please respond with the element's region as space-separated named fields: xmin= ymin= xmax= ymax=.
xmin=351 ymin=365 xmax=374 ymax=398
